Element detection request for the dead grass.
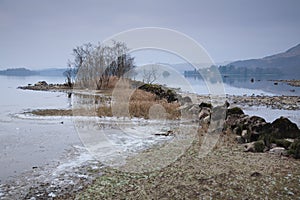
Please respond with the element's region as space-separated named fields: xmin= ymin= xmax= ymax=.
xmin=96 ymin=89 xmax=180 ymax=119
xmin=31 ymin=109 xmax=73 ymax=116
xmin=30 ymin=89 xmax=180 ymax=120
xmin=128 ymin=89 xmax=180 ymax=119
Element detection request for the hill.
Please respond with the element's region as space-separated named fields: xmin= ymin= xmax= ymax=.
xmin=0 ymin=67 xmax=67 ymax=77
xmin=226 ymin=44 xmax=300 ymax=78
xmin=0 ymin=68 xmax=38 ymax=76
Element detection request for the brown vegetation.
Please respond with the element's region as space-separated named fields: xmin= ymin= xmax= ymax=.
xmin=29 ymin=89 xmax=180 ymax=120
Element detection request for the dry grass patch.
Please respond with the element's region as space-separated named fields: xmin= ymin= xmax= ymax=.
xmin=30 ymin=89 xmax=180 ymax=119
xmin=96 ymin=89 xmax=180 ymax=119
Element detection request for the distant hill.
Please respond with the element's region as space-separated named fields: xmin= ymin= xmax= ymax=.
xmin=0 ymin=67 xmax=67 ymax=77
xmin=37 ymin=68 xmax=67 ymax=77
xmin=0 ymin=68 xmax=38 ymax=76
xmin=226 ymin=44 xmax=300 ymax=78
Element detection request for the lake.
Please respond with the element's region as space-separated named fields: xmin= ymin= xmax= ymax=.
xmin=0 ymin=74 xmax=299 ymax=183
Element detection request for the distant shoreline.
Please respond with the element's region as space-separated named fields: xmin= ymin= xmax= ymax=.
xmin=270 ymin=79 xmax=300 ymax=87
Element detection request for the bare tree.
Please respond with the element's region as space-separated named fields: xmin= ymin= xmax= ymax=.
xmin=68 ymin=41 xmax=135 ymax=90
xmin=142 ymin=66 xmax=160 ymax=84
xmin=64 ymin=43 xmax=93 ymax=87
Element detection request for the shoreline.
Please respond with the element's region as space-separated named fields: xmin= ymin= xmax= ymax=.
xmin=2 ymin=81 xmax=298 ymax=199
xmin=270 ymin=79 xmax=300 ymax=87
xmin=17 ymin=81 xmax=300 ymax=112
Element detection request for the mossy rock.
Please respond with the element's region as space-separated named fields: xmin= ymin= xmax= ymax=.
xmin=271 ymin=117 xmax=300 ymax=139
xmin=199 ymin=102 xmax=212 ymax=109
xmin=138 ymin=84 xmax=178 ymax=103
xmin=274 ymin=139 xmax=293 ymax=149
xmin=288 ymin=139 xmax=300 ymax=159
xmin=254 ymin=140 xmax=265 ymax=152
xmin=227 ymin=107 xmax=244 ymax=116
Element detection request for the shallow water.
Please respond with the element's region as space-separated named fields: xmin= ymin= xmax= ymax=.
xmin=0 ymin=76 xmax=81 ymax=182
xmin=242 ymin=106 xmax=300 ymax=126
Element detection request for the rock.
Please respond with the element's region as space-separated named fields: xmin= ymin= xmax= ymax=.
xmin=269 ymin=147 xmax=286 ymax=155
xmin=34 ymin=81 xmax=48 ymax=87
xmin=270 ymin=117 xmax=300 ymax=139
xmin=202 ymin=116 xmax=210 ymax=124
xmin=48 ymin=192 xmax=56 ymax=198
xmin=250 ymin=172 xmax=262 ymax=177
xmin=227 ymin=107 xmax=244 ymax=116
xmin=253 ymin=140 xmax=266 ymax=152
xmin=273 ymin=139 xmax=293 ymax=149
xmin=138 ymin=84 xmax=178 ymax=103
xmin=154 ymin=130 xmax=174 ymax=136
xmin=187 ymin=104 xmax=200 ymax=115
xmin=236 ymin=136 xmax=245 ymax=144
xmin=244 ymin=142 xmax=255 ymax=152
xmin=233 ymin=126 xmax=242 ymax=135
xmin=211 ymin=105 xmax=227 ymax=121
xmin=199 ymin=102 xmax=212 ymax=109
xmin=182 ymin=96 xmax=192 ymax=104
xmin=288 ymin=139 xmax=300 ymax=159
xmin=244 ymin=140 xmax=265 ymax=152
xmin=270 ymin=143 xmax=277 ymax=149
xmin=198 ymin=107 xmax=211 ymax=121
xmin=241 ymin=130 xmax=250 ymax=142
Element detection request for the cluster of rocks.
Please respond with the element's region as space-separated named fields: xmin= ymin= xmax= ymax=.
xmin=198 ymin=103 xmax=300 ymax=158
xmin=18 ymin=81 xmax=72 ymax=91
xmin=228 ymin=95 xmax=300 ymax=110
xmin=272 ymin=79 xmax=300 ymax=87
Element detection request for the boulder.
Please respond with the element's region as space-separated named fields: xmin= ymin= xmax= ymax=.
xmin=244 ymin=140 xmax=265 ymax=152
xmin=211 ymin=105 xmax=227 ymax=121
xmin=288 ymin=139 xmax=300 ymax=159
xmin=253 ymin=140 xmax=266 ymax=152
xmin=273 ymin=139 xmax=293 ymax=149
xmin=227 ymin=107 xmax=244 ymax=116
xmin=244 ymin=142 xmax=255 ymax=152
xmin=199 ymin=102 xmax=212 ymax=109
xmin=34 ymin=81 xmax=48 ymax=87
xmin=181 ymin=96 xmax=192 ymax=104
xmin=241 ymin=130 xmax=251 ymax=143
xmin=269 ymin=147 xmax=286 ymax=155
xmin=236 ymin=136 xmax=245 ymax=144
xmin=270 ymin=117 xmax=300 ymax=139
xmin=199 ymin=107 xmax=211 ymax=119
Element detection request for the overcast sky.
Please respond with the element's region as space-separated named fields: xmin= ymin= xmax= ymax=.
xmin=1 ymin=0 xmax=300 ymax=69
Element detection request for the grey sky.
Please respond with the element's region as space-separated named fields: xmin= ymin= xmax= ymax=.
xmin=0 ymin=0 xmax=300 ymax=69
